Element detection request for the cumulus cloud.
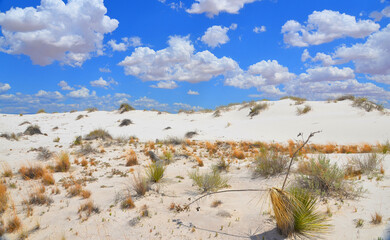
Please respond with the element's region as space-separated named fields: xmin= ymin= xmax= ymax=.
xmin=201 ymin=25 xmax=230 ymax=48
xmin=230 ymin=23 xmax=238 ymax=30
xmin=68 ymin=87 xmax=96 ymax=98
xmin=150 ymin=80 xmax=178 ymax=89
xmin=0 ymin=82 xmax=11 ymax=93
xmin=299 ymin=66 xmax=355 ymax=82
xmin=99 ymin=67 xmax=111 ymax=73
xmin=333 ymin=24 xmax=390 ymax=83
xmin=108 ymin=37 xmax=142 ymax=51
xmin=174 ymin=102 xmax=203 ymax=111
xmin=90 ymin=77 xmax=118 ymax=88
xmin=282 ymin=10 xmax=380 ymax=47
xmin=133 ymin=96 xmax=168 ymax=110
xmin=187 ymin=90 xmax=199 ymax=95
xmin=301 ymin=49 xmax=311 ymax=62
xmin=58 ymin=80 xmax=74 ymax=90
xmin=187 ymin=0 xmax=258 ymax=17
xmin=118 ymin=36 xmax=239 ymax=83
xmin=35 ymin=90 xmax=63 ymax=99
xmin=253 ymin=26 xmax=266 ymax=33
xmin=0 ymin=0 xmax=118 ymax=66
xmin=225 ymin=60 xmax=296 ymax=90
xmin=369 ymin=6 xmax=390 ymax=21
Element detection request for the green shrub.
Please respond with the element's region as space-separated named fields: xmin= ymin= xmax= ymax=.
xmin=37 ymin=109 xmax=46 ymax=114
xmin=254 ymin=150 xmax=288 ymax=177
xmin=73 ymin=136 xmax=82 ymax=146
xmin=352 ymin=97 xmax=384 ymax=112
xmin=296 ymin=105 xmax=312 ymax=115
xmin=189 ymin=169 xmax=229 ymax=193
xmin=84 ymin=129 xmax=112 ymax=141
xmin=146 ymin=162 xmax=166 ymax=183
xmin=119 ymin=103 xmax=135 ymax=114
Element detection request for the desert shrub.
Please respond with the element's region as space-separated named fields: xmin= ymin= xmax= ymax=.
xmin=162 ymin=137 xmax=183 ymax=145
xmin=24 ymin=125 xmax=42 ymax=135
xmin=19 ymin=165 xmax=45 ymax=180
xmin=189 ymin=169 xmax=229 ymax=193
xmin=37 ymin=147 xmax=52 ymax=161
xmin=78 ymin=200 xmax=100 ymax=218
xmin=371 ymin=212 xmax=382 ymax=224
xmin=1 ymin=163 xmax=13 ymax=178
xmin=76 ymin=114 xmax=84 ymax=120
xmin=81 ymin=190 xmax=91 ymax=199
xmin=352 ymin=97 xmax=384 ymax=112
xmin=161 ymin=151 xmax=173 ymax=164
xmin=84 ymin=129 xmax=112 ymax=141
xmin=213 ymin=110 xmax=221 ymax=117
xmin=0 ymin=183 xmax=8 ymax=213
xmin=254 ymin=150 xmax=288 ymax=177
xmin=42 ymin=172 xmax=55 ymax=185
xmin=54 ymin=151 xmax=70 ymax=172
xmin=85 ymin=107 xmax=98 ymax=113
xmin=0 ymin=133 xmax=20 ymax=141
xmin=296 ymin=156 xmax=357 ymax=198
xmin=121 ymin=194 xmax=135 ymax=209
xmin=77 ymin=143 xmax=96 ymax=156
xmin=119 ymin=119 xmax=133 ymax=127
xmin=146 ymin=162 xmax=166 ymax=183
xmin=132 ymin=172 xmax=149 ymax=196
xmin=248 ymin=103 xmax=269 ymax=117
xmin=378 ymin=140 xmax=390 ymax=154
xmin=119 ymin=103 xmax=135 ymax=114
xmin=212 ymin=158 xmax=230 ymax=172
xmin=336 ymin=95 xmax=355 ymax=101
xmin=281 ymin=96 xmax=306 ymax=105
xmin=232 ymin=149 xmax=245 ymax=159
xmin=37 ymin=109 xmax=46 ymax=114
xmin=73 ymin=136 xmax=82 ymax=146
xmin=349 ymin=153 xmax=383 ymax=174
xmin=53 ymin=137 xmax=60 ymax=143
xmin=67 ymin=184 xmax=82 ymax=197
xmin=28 ymin=186 xmax=52 ymax=205
xmin=185 ymin=131 xmax=198 ymax=139
xmin=296 ymin=105 xmax=312 ymax=115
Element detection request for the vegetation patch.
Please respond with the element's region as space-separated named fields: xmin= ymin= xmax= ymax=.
xmin=119 ymin=119 xmax=133 ymax=127
xmin=254 ymin=150 xmax=288 ymax=177
xmin=24 ymin=125 xmax=42 ymax=135
xmin=248 ymin=103 xmax=269 ymax=118
xmin=119 ymin=103 xmax=135 ymax=114
xmin=84 ymin=129 xmax=112 ymax=141
xmin=296 ymin=105 xmax=312 ymax=115
xmin=189 ymin=169 xmax=229 ymax=193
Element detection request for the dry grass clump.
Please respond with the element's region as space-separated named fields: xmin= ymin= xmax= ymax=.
xmin=80 ymin=158 xmax=88 ymax=167
xmin=37 ymin=109 xmax=46 ymax=114
xmin=254 ymin=150 xmax=288 ymax=177
xmin=189 ymin=169 xmax=229 ymax=193
xmin=248 ymin=102 xmax=269 ymax=117
xmin=54 ymin=151 xmax=71 ymax=172
xmin=336 ymin=95 xmax=355 ymax=101
xmin=42 ymin=172 xmax=55 ymax=185
xmin=24 ymin=125 xmax=42 ymax=135
xmin=126 ymin=149 xmax=138 ymax=166
xmin=19 ymin=165 xmax=45 ymax=180
xmin=119 ymin=119 xmax=133 ymax=127
xmin=37 ymin=147 xmax=52 ymax=161
xmin=84 ymin=128 xmax=112 ymax=141
xmin=121 ymin=194 xmax=135 ymax=209
xmin=377 ymin=140 xmax=390 ymax=154
xmin=80 ymin=190 xmax=91 ymax=199
xmin=1 ymin=163 xmax=13 ymax=178
xmin=132 ymin=172 xmax=149 ymax=196
xmin=6 ymin=214 xmax=21 ymax=233
xmin=78 ymin=200 xmax=100 ymax=219
xmin=146 ymin=162 xmax=166 ymax=183
xmin=205 ymin=141 xmax=217 ymax=155
xmin=86 ymin=107 xmax=98 ymax=113
xmin=371 ymin=212 xmax=382 ymax=225
xmin=296 ymin=105 xmax=312 ymax=115
xmin=28 ymin=185 xmax=52 ymax=205
xmin=162 ymin=137 xmax=184 ymax=145
xmin=212 ymin=158 xmax=230 ymax=172
xmin=281 ymin=96 xmax=306 ymax=105
xmin=0 ymin=183 xmax=8 ymax=213
xmin=349 ymin=153 xmax=383 ymax=175
xmin=296 ymin=156 xmax=358 ymax=198
xmin=67 ymin=184 xmax=83 ymax=197
xmin=77 ymin=143 xmax=97 ymax=156
xmin=213 ymin=109 xmax=221 ymax=117
xmin=211 ymin=200 xmax=222 ymax=208
xmin=0 ymin=132 xmax=20 ymax=141
xmin=232 ymin=149 xmax=245 ymax=159
xmin=119 ymin=103 xmax=135 ymax=114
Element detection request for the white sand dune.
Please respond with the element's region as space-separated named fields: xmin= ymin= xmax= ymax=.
xmin=0 ymin=99 xmax=389 ymax=240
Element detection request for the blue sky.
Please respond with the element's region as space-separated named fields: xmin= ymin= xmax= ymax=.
xmin=0 ymin=0 xmax=390 ymax=113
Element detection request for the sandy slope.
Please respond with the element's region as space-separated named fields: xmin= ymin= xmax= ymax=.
xmin=0 ymin=99 xmax=389 ymax=240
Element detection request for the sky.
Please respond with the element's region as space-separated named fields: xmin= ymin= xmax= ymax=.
xmin=0 ymin=0 xmax=390 ymax=114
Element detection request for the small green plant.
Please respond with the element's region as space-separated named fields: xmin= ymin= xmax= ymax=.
xmin=189 ymin=169 xmax=229 ymax=193
xmin=296 ymin=105 xmax=312 ymax=115
xmin=119 ymin=103 xmax=135 ymax=114
xmin=84 ymin=129 xmax=112 ymax=141
xmin=146 ymin=162 xmax=166 ymax=183
xmin=73 ymin=136 xmax=82 ymax=146
xmin=53 ymin=137 xmax=60 ymax=143
xmin=212 ymin=158 xmax=230 ymax=172
xmin=161 ymin=151 xmax=173 ymax=163
xmin=355 ymin=218 xmax=364 ymax=228
xmin=248 ymin=103 xmax=269 ymax=117
xmin=254 ymin=150 xmax=288 ymax=177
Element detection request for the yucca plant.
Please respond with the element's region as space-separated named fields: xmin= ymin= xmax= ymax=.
xmin=146 ymin=162 xmax=166 ymax=183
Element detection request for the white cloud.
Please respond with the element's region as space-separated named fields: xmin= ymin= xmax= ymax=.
xmin=230 ymin=23 xmax=238 ymax=30
xmin=333 ymin=24 xmax=390 ymax=83
xmin=383 ymin=6 xmax=390 ymax=17
xmin=201 ymin=25 xmax=230 ymax=48
xmin=150 ymin=80 xmax=178 ymax=89
xmin=68 ymin=87 xmax=96 ymax=98
xmin=0 ymin=82 xmax=11 ymax=93
xmin=186 ymin=0 xmax=258 ymax=18
xmin=301 ymin=49 xmax=311 ymax=62
xmin=253 ymin=25 xmax=266 ymax=33
xmin=225 ymin=60 xmax=296 ymax=89
xmin=174 ymin=102 xmax=203 ymax=111
xmin=187 ymin=90 xmax=199 ymax=95
xmin=311 ymin=52 xmax=336 ymax=66
xmin=299 ymin=66 xmax=355 ymax=82
xmin=133 ymin=96 xmax=168 ymax=110
xmin=35 ymin=90 xmax=63 ymax=99
xmin=0 ymin=0 xmax=118 ymax=66
xmin=118 ymin=36 xmax=239 ymax=83
xmin=90 ymin=77 xmax=118 ymax=88
xmin=282 ymin=10 xmax=380 ymax=47
xmin=369 ymin=11 xmax=383 ymax=21
xmin=367 ymin=74 xmax=390 ymax=84
xmin=108 ymin=37 xmax=142 ymax=52
xmin=58 ymin=80 xmax=74 ymax=91
xmin=99 ymin=67 xmax=111 ymax=73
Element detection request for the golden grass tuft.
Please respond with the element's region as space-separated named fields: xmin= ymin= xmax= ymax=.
xmin=6 ymin=214 xmax=21 ymax=233
xmin=126 ymin=149 xmax=138 ymax=166
xmin=80 ymin=157 xmax=88 ymax=167
xmin=232 ymin=149 xmax=245 ymax=159
xmin=78 ymin=200 xmax=99 ymax=219
xmin=196 ymin=157 xmax=204 ymax=167
xmin=1 ymin=162 xmax=13 ymax=178
xmin=42 ymin=172 xmax=55 ymax=185
xmin=121 ymin=194 xmax=135 ymax=209
xmin=19 ymin=165 xmax=45 ymax=180
xmin=0 ymin=182 xmax=8 ymax=213
xmin=80 ymin=190 xmax=91 ymax=199
xmin=371 ymin=212 xmax=382 ymax=225
xmin=55 ymin=151 xmax=70 ymax=172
